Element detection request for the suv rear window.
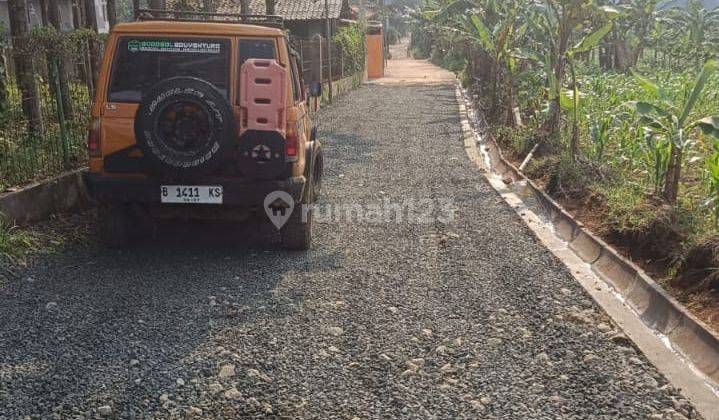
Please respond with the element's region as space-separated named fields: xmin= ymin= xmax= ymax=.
xmin=239 ymin=38 xmax=276 ymax=65
xmin=108 ymin=37 xmax=231 ymax=103
xmin=237 ymin=38 xmax=276 ymax=103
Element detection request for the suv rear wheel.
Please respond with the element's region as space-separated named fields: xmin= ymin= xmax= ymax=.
xmin=280 ymin=206 xmax=313 ymax=250
xmin=97 ymin=205 xmax=132 ymax=248
xmin=312 ymin=148 xmax=324 ymax=202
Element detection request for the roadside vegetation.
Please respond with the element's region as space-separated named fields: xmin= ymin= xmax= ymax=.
xmin=0 ymin=0 xmax=104 ymax=191
xmin=411 ymin=0 xmax=719 ymax=321
xmin=0 ymin=27 xmax=99 ymax=191
xmin=333 ymin=22 xmax=370 ymax=77
xmin=0 ymin=215 xmax=35 ymax=266
xmin=0 ymin=210 xmax=95 ymax=273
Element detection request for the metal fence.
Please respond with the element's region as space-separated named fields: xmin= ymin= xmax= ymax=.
xmin=0 ymin=37 xmax=96 ymax=191
xmin=1 ymin=34 xmax=363 ymax=191
xmin=295 ymin=39 xmax=360 ymax=84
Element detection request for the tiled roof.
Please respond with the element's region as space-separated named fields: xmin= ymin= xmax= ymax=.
xmin=220 ymin=0 xmax=348 ymax=21
xmin=164 ymin=0 xmax=350 ymax=22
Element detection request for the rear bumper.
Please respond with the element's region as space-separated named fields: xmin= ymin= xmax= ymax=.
xmin=84 ymin=173 xmax=306 ymax=207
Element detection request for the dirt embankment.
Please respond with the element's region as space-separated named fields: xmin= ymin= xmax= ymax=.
xmin=491 ymin=128 xmax=719 ymax=333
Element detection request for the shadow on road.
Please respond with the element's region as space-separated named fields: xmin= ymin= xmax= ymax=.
xmin=0 ymin=217 xmax=339 ymax=415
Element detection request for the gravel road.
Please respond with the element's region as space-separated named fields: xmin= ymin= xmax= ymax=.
xmin=0 ymin=83 xmax=699 ymax=419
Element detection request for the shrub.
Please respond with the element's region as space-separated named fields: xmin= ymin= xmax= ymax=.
xmin=333 ymin=22 xmax=366 ymax=76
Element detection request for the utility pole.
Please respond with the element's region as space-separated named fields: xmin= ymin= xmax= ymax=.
xmin=324 ymin=0 xmax=333 ymax=102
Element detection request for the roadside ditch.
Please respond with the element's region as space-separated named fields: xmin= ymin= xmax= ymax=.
xmin=456 ymin=85 xmax=719 ymax=418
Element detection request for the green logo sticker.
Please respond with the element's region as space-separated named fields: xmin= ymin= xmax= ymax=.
xmin=127 ymin=39 xmax=221 ymax=54
xmin=128 ymin=40 xmax=140 ymax=52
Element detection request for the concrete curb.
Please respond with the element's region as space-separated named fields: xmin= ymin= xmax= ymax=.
xmin=0 ymin=169 xmax=88 ymax=226
xmin=457 ymin=87 xmax=719 ymax=385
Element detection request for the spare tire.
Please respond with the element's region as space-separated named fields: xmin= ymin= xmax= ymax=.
xmin=134 ymin=77 xmax=236 ymax=175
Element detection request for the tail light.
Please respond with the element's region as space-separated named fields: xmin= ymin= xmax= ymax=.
xmin=285 ymin=122 xmax=299 ymax=162
xmin=87 ymin=118 xmax=101 ymax=157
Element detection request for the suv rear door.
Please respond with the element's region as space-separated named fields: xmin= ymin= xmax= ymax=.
xmin=101 ymin=36 xmax=233 ymax=166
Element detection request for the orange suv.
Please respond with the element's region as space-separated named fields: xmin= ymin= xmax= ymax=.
xmin=84 ymin=15 xmax=323 ymax=249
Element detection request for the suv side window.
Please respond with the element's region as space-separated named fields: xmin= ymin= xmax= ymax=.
xmin=108 ymin=37 xmax=231 ymax=103
xmin=289 ymin=54 xmax=303 ymax=103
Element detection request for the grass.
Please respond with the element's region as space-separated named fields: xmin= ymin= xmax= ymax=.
xmin=602 ymin=183 xmax=660 ymax=233
xmin=0 ymin=211 xmax=95 ymax=274
xmin=0 ymin=216 xmax=36 ymax=264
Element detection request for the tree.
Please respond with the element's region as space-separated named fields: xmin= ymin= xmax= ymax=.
xmin=0 ymin=38 xmax=7 ymax=119
xmin=534 ymin=0 xmax=590 ymax=140
xmin=664 ymin=0 xmax=719 ymax=67
xmin=107 ymin=0 xmax=118 ymax=28
xmin=38 ymin=0 xmax=50 ymax=25
xmin=47 ymin=0 xmax=74 ymax=119
xmin=607 ymin=0 xmax=660 ymax=71
xmin=7 ymin=0 xmax=44 ymax=136
xmin=462 ymin=2 xmax=524 ymax=125
xmin=83 ymin=0 xmax=101 ymax=95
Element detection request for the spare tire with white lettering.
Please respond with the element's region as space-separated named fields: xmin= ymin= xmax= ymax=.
xmin=134 ymin=77 xmax=236 ymax=175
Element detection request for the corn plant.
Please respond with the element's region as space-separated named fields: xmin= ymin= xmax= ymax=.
xmin=589 ymin=114 xmax=611 ymax=161
xmin=704 ymin=140 xmax=719 ymax=229
xmin=639 ymin=127 xmax=672 ymax=194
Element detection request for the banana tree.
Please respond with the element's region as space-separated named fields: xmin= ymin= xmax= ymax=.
xmin=607 ymin=0 xmax=660 ymax=71
xmin=563 ymin=19 xmax=613 ymax=158
xmin=628 ymin=60 xmax=719 ymax=204
xmin=464 ymin=1 xmax=525 ymax=123
xmin=663 ymin=0 xmax=719 ymax=67
xmin=517 ymin=1 xmax=613 ymax=158
xmin=526 ymin=0 xmax=614 ymax=145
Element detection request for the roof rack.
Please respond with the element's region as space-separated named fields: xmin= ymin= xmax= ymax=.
xmin=134 ymin=8 xmax=285 ymax=29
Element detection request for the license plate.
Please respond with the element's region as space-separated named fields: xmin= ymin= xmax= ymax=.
xmin=161 ymin=185 xmax=223 ymax=204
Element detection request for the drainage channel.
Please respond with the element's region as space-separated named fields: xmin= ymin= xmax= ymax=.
xmin=455 ymin=85 xmax=719 ymax=419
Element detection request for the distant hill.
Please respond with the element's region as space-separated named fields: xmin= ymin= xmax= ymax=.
xmin=660 ymin=0 xmax=719 ymax=9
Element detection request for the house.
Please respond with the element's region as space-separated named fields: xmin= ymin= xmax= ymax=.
xmin=158 ymin=0 xmax=356 ymax=39
xmin=220 ymin=0 xmax=355 ymax=39
xmin=0 ymin=0 xmax=110 ymax=37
